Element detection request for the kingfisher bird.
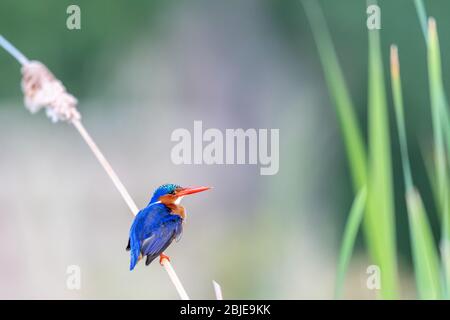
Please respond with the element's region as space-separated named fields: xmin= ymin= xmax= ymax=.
xmin=126 ymin=184 xmax=210 ymax=270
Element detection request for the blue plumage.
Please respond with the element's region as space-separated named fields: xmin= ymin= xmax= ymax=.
xmin=128 ymin=203 xmax=182 ymax=270
xmin=127 ymin=183 xmax=209 ymax=270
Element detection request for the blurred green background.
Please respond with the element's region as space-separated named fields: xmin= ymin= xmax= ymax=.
xmin=0 ymin=0 xmax=449 ymax=299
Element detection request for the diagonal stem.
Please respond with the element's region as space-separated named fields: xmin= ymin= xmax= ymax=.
xmin=0 ymin=35 xmax=29 ymax=65
xmin=71 ymin=119 xmax=139 ymax=214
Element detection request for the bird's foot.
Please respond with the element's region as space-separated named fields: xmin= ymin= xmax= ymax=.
xmin=159 ymin=253 xmax=170 ymax=265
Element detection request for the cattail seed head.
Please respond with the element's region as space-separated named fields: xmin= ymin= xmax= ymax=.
xmin=21 ymin=61 xmax=80 ymax=122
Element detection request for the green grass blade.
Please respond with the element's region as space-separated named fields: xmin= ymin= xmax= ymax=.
xmin=420 ymin=143 xmax=439 ymax=215
xmin=366 ymin=6 xmax=398 ymax=298
xmin=428 ymin=19 xmax=448 ymax=199
xmin=335 ymin=187 xmax=367 ymax=299
xmin=390 ymin=46 xmax=413 ymax=190
xmin=416 ymin=1 xmax=450 ymax=183
xmin=414 ymin=0 xmax=428 ymax=41
xmin=412 ymin=6 xmax=450 ymax=230
xmin=391 ymin=45 xmax=442 ymax=299
xmin=427 ymin=18 xmax=450 ymax=297
xmin=301 ymin=0 xmax=367 ymax=189
xmin=406 ymin=189 xmax=443 ymax=299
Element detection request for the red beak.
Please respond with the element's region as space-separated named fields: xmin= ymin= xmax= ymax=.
xmin=176 ymin=186 xmax=211 ymax=197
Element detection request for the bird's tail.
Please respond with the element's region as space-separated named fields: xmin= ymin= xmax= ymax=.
xmin=128 ymin=236 xmax=141 ymax=271
xmin=130 ymin=249 xmax=141 ymax=271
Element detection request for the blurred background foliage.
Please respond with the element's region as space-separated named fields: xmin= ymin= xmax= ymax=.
xmin=1 ymin=0 xmax=450 ymax=299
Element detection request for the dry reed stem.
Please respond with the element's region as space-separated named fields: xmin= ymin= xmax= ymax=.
xmin=212 ymin=280 xmax=223 ymax=300
xmin=71 ymin=119 xmax=139 ymax=214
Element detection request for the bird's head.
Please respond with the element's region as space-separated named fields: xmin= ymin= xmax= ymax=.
xmin=149 ymin=183 xmax=210 ymax=205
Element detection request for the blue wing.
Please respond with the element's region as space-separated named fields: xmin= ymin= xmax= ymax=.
xmin=128 ymin=203 xmax=182 ymax=270
xmin=141 ymin=217 xmax=183 ymax=265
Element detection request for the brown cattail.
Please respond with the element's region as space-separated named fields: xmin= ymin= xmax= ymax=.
xmin=21 ymin=61 xmax=80 ymax=122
